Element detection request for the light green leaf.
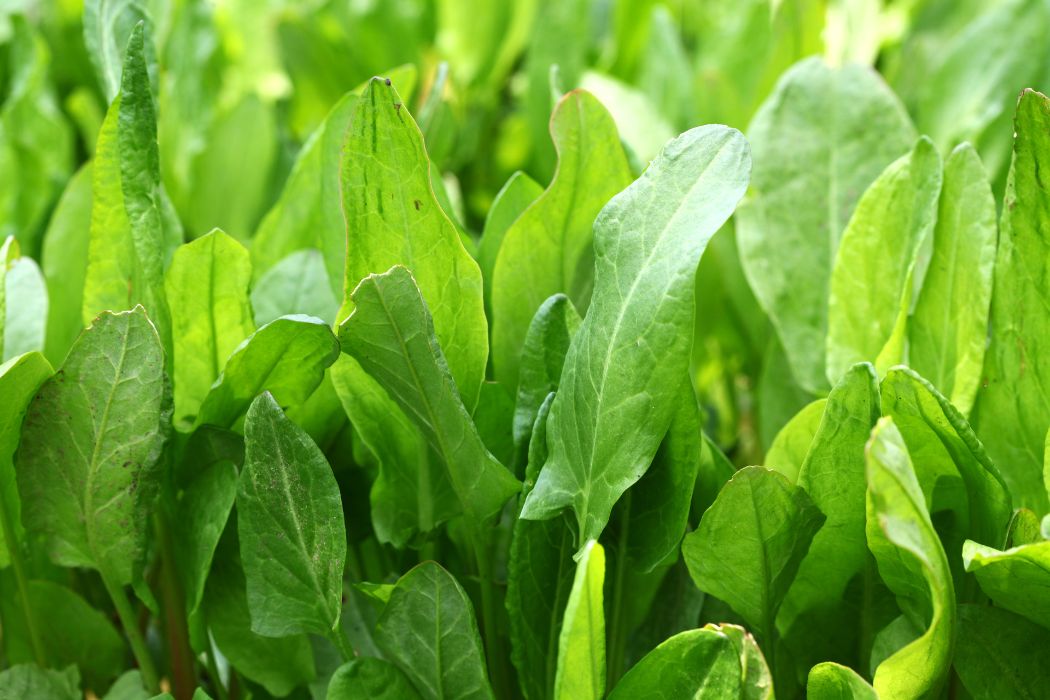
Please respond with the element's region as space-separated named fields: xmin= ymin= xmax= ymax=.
xmin=0 ymin=237 xmax=14 ymax=362
xmin=953 ymin=604 xmax=1050 ymax=700
xmin=0 ymin=664 xmax=79 ymax=700
xmin=511 ymin=294 xmax=581 ymax=469
xmin=578 ymin=72 xmax=675 ymax=164
xmin=83 ymin=24 xmax=176 ymax=357
xmin=827 ymin=137 xmax=942 ymax=382
xmin=962 ymin=538 xmax=1050 ymax=630
xmin=165 ymin=229 xmax=255 ymax=429
xmin=338 ymin=266 xmax=520 ymax=525
xmin=173 ymin=462 xmax=237 ymax=616
xmin=865 ymin=417 xmax=956 ymax=699
xmin=251 ymin=249 xmax=338 ymax=327
xmin=15 ymin=307 xmax=169 ymax=584
xmin=195 ymin=315 xmax=340 ymax=430
xmin=341 ymin=78 xmax=486 ymax=409
xmin=238 ymin=392 xmax=346 ymax=636
xmin=908 ymin=144 xmax=996 ymax=416
xmin=683 ymin=466 xmax=825 ymax=643
xmin=375 ymin=561 xmax=494 ymax=700
xmin=83 ymin=0 xmax=151 ymax=102
xmin=478 ymin=171 xmax=544 ymax=314
xmin=328 ymin=658 xmax=422 ymax=700
xmin=3 ymin=257 xmax=47 ymax=362
xmin=101 ymin=670 xmax=149 ymax=700
xmin=0 ymin=352 xmax=52 ymax=567
xmin=806 ymin=662 xmax=877 ymax=699
xmin=737 ymin=57 xmax=916 ymax=393
xmin=765 ymin=398 xmax=826 ymax=483
xmin=41 ymin=164 xmax=93 ymax=367
xmin=491 ymin=89 xmax=632 ymax=388
xmin=554 ymin=539 xmax=605 ymax=700
xmin=521 ymin=124 xmax=750 ymax=545
xmin=973 ymin=89 xmax=1050 ymax=512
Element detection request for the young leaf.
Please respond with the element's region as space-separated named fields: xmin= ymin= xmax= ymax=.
xmin=251 ymin=249 xmax=338 ymax=327
xmin=374 ymin=561 xmax=494 ymax=700
xmin=237 ymin=392 xmax=346 ymax=636
xmin=806 ymin=662 xmax=877 ymax=699
xmin=341 ymin=78 xmax=486 ymax=410
xmin=478 ymin=171 xmax=544 ymax=312
xmin=328 ymin=658 xmax=422 ymax=700
xmin=908 ymin=144 xmax=996 ymax=416
xmin=736 ymin=57 xmax=916 ymax=393
xmin=865 ymin=417 xmax=956 ymax=699
xmin=962 ymin=538 xmax=1050 ymax=630
xmin=953 ymin=604 xmax=1050 ymax=700
xmin=195 ymin=315 xmax=340 ymax=430
xmin=15 ymin=307 xmax=169 ymax=584
xmin=826 ymin=137 xmax=943 ymax=382
xmin=683 ymin=467 xmax=825 ymax=643
xmin=490 ymin=90 xmax=632 ymax=388
xmin=554 ymin=539 xmax=605 ymax=700
xmin=83 ymin=24 xmax=178 ymax=357
xmin=520 ymin=124 xmax=751 ymax=546
xmin=173 ymin=462 xmax=237 ymax=616
xmin=973 ymin=89 xmax=1050 ymax=512
xmin=164 ymin=229 xmax=254 ymax=428
xmin=338 ymin=266 xmax=520 ymax=525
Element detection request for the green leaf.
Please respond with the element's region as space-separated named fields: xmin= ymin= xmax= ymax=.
xmin=195 ymin=315 xmax=340 ymax=430
xmin=806 ymin=662 xmax=877 ymax=699
xmin=478 ymin=171 xmax=543 ymax=314
xmin=826 ymin=137 xmax=943 ymax=382
xmin=203 ymin=530 xmax=316 ymax=696
xmin=962 ymin=538 xmax=1050 ymax=630
xmin=330 ymin=355 xmax=458 ymax=548
xmin=554 ymin=539 xmax=605 ymax=700
xmin=375 ymin=561 xmax=494 ymax=700
xmin=82 ymin=0 xmax=151 ymax=102
xmin=101 ymin=670 xmax=150 ymax=700
xmin=736 ymin=57 xmax=916 ymax=393
xmin=338 ymin=266 xmax=520 ymax=525
xmin=765 ymin=398 xmax=826 ymax=483
xmin=237 ymin=392 xmax=346 ymax=636
xmin=3 ymin=257 xmax=48 ymax=362
xmin=865 ymin=417 xmax=956 ymax=699
xmin=490 ymin=90 xmax=632 ymax=388
xmin=0 ymin=351 xmax=52 ymax=567
xmin=15 ymin=307 xmax=169 ymax=584
xmin=83 ymin=24 xmax=176 ymax=357
xmin=578 ymin=72 xmax=675 ymax=165
xmin=251 ymin=249 xmax=339 ymax=327
xmin=41 ymin=164 xmax=93 ymax=367
xmin=0 ymin=664 xmax=79 ymax=700
xmin=683 ymin=466 xmax=825 ymax=643
xmin=520 ymin=124 xmax=750 ymax=545
xmin=341 ymin=78 xmax=486 ymax=410
xmin=973 ymin=89 xmax=1050 ymax=513
xmin=164 ymin=229 xmax=255 ymax=429
xmin=173 ymin=461 xmax=237 ymax=616
xmin=953 ymin=604 xmax=1050 ymax=700
xmin=328 ymin=658 xmax=422 ymax=700
xmin=511 ymin=294 xmax=581 ymax=469
xmin=609 ymin=625 xmax=772 ymax=699
xmin=908 ymin=144 xmax=996 ymax=416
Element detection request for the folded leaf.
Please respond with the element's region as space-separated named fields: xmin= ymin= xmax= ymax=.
xmin=238 ymin=392 xmax=346 ymax=636
xmin=521 ymin=124 xmax=750 ymax=546
xmin=973 ymin=89 xmax=1050 ymax=512
xmin=963 ymin=538 xmax=1050 ymax=630
xmin=375 ymin=561 xmax=494 ymax=700
xmin=806 ymin=662 xmax=876 ymax=699
xmin=491 ymin=89 xmax=632 ymax=388
xmin=15 ymin=307 xmax=169 ymax=584
xmin=827 ymin=137 xmax=942 ymax=382
xmin=865 ymin=417 xmax=955 ymax=699
xmin=554 ymin=539 xmax=605 ymax=700
xmin=339 ymin=266 xmax=520 ymax=525
xmin=737 ymin=57 xmax=915 ymax=393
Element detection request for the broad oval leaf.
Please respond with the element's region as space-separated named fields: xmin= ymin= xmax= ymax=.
xmin=16 ymin=307 xmax=169 ymax=584
xmin=237 ymin=392 xmax=346 ymax=637
xmin=521 ymin=124 xmax=751 ymax=546
xmin=328 ymin=658 xmax=421 ymax=700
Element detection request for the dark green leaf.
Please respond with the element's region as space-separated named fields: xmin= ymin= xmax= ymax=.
xmin=0 ymin=664 xmax=79 ymax=700
xmin=327 ymin=658 xmax=422 ymax=700
xmin=953 ymin=604 xmax=1050 ymax=700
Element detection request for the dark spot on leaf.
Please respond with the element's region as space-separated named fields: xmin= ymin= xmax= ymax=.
xmin=384 ymin=77 xmax=391 ymax=86
xmin=414 ymin=200 xmax=422 ymax=211
xmin=394 ymin=102 xmax=402 ymax=113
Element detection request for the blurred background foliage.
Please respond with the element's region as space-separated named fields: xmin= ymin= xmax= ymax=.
xmin=2 ymin=0 xmax=1046 ymax=466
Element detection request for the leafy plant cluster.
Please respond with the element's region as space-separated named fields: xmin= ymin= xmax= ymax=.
xmin=2 ymin=1 xmax=1050 ymax=699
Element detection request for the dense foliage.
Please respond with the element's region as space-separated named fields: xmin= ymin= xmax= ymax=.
xmin=2 ymin=1 xmax=1050 ymax=698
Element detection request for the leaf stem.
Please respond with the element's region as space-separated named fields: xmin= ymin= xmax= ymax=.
xmin=329 ymin=626 xmax=355 ymax=662
xmin=0 ymin=501 xmax=45 ymax=666
xmin=607 ymin=494 xmax=631 ymax=685
xmin=102 ymin=571 xmax=160 ymax=694
xmin=204 ymin=643 xmax=229 ymax=700
xmin=155 ymin=513 xmax=196 ymax=699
